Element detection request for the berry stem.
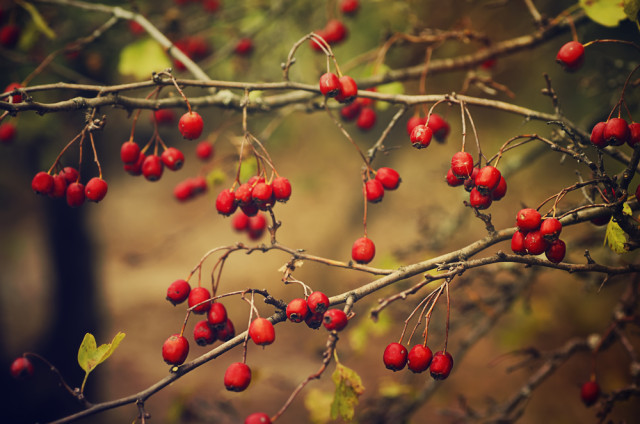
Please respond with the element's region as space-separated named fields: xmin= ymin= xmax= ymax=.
xmin=88 ymin=132 xmax=103 ymax=179
xmin=443 ymin=278 xmax=451 ymax=353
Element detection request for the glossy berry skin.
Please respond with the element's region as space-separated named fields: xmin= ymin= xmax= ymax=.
xmin=580 ymin=381 xmax=600 ymax=407
xmin=406 ymin=116 xmax=426 ymax=135
xmin=590 ymin=122 xmax=607 ymax=148
xmin=491 ymin=176 xmax=507 ymax=200
xmin=166 ymin=279 xmax=191 ymax=305
xmin=628 ymin=122 xmax=640 ymax=147
xmin=446 ymin=168 xmax=465 ymax=187
xmin=540 ymin=218 xmax=562 ymax=241
xmin=469 ymin=187 xmax=492 ymax=210
xmin=10 ymin=357 xmax=34 ymax=379
xmin=272 ymin=176 xmax=292 ymax=202
xmin=66 ymin=182 xmax=86 ymax=208
xmin=162 ymin=334 xmax=189 ymax=366
xmin=249 ymin=318 xmax=276 ymax=346
xmin=352 ymin=236 xmax=375 ymax=264
xmin=234 ymin=38 xmax=254 ymax=56
xmin=224 ymin=362 xmax=252 ymax=392
xmin=245 ymin=412 xmax=271 ymax=424
xmin=356 ymin=107 xmax=377 ymax=131
xmin=365 ymin=179 xmax=385 ymax=203
xmin=217 ymin=319 xmax=236 ymax=342
xmin=32 ymin=172 xmax=54 ymax=195
xmin=286 ymin=298 xmax=310 ymax=323
xmin=474 ymin=166 xmax=501 ymax=194
xmin=120 ymin=141 xmax=141 ymax=164
xmin=196 ymin=141 xmax=214 ymax=160
xmin=216 ymin=189 xmax=238 ymax=216
xmin=409 ymin=124 xmax=433 ymax=149
xmin=407 ymin=344 xmax=433 ymax=373
xmin=178 ymin=111 xmax=204 ymax=140
xmin=516 ymin=208 xmax=541 ymax=232
xmin=375 ymin=167 xmax=401 ymax=190
xmin=49 ymin=175 xmax=67 ymax=199
xmin=188 ymin=286 xmax=212 ymax=314
xmin=305 ymin=312 xmax=324 ymax=329
xmin=319 ymin=72 xmax=341 ymax=97
xmin=524 ymin=230 xmax=549 ymax=255
xmin=322 ymin=308 xmax=348 ymax=331
xmin=545 ymin=239 xmax=566 ymax=263
xmin=207 ymin=302 xmax=228 ymax=328
xmin=604 ymin=118 xmax=630 ymax=146
xmin=307 ymin=291 xmax=330 ymax=314
xmin=426 ymin=113 xmax=450 ymax=142
xmin=251 ymin=182 xmax=273 ymax=207
xmin=142 ymin=155 xmax=164 ymax=181
xmin=124 ymin=152 xmax=145 ymax=176
xmin=335 ymin=76 xmax=358 ymax=103
xmin=511 ymin=230 xmax=527 ymax=255
xmin=556 ymin=41 xmax=585 ymax=72
xmin=0 ymin=122 xmax=16 ymax=143
xmin=451 ymin=152 xmax=474 ymax=178
xmin=161 ymin=147 xmax=185 ymax=171
xmin=85 ymin=177 xmax=108 ymax=202
xmin=383 ymin=342 xmax=408 ymax=371
xmin=193 ymin=320 xmax=217 ymax=346
xmin=430 ymin=351 xmax=454 ymax=380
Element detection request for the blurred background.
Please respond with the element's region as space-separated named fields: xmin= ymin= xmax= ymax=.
xmin=1 ymin=0 xmax=639 ymax=423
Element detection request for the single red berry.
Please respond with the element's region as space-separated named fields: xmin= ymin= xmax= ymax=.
xmin=375 ymin=167 xmax=401 ymax=190
xmin=430 ymin=351 xmax=454 ymax=380
xmin=32 ymin=171 xmax=54 ymax=195
xmin=556 ymin=41 xmax=585 ymax=72
xmin=166 ymin=279 xmax=191 ymax=305
xmin=469 ymin=187 xmax=492 ymax=210
xmin=59 ymin=167 xmax=79 ymax=184
xmin=124 ymin=152 xmax=146 ymax=176
xmin=232 ymin=210 xmax=250 ymax=231
xmin=85 ymin=177 xmax=108 ymax=202
xmin=516 ymin=208 xmax=541 ymax=232
xmin=225 ymin=362 xmax=252 ymax=392
xmin=217 ymin=318 xmax=236 ymax=341
xmin=409 ymin=124 xmax=433 ymax=149
xmin=174 ymin=179 xmax=195 ymax=202
xmin=248 ymin=212 xmax=267 ymax=240
xmin=216 ymin=189 xmax=238 ymax=216
xmin=603 ymin=118 xmax=630 ymax=146
xmin=524 ymin=230 xmax=549 ymax=255
xmin=365 ymin=179 xmax=385 ymax=203
xmin=491 ymin=176 xmax=507 ymax=200
xmin=340 ymin=0 xmax=359 ymax=15
xmin=356 ymin=107 xmax=377 ymax=131
xmin=305 ymin=312 xmax=324 ymax=329
xmin=340 ymin=102 xmax=362 ymax=121
xmin=511 ymin=230 xmax=527 ymax=255
xmin=286 ymin=298 xmax=310 ymax=323
xmin=407 ymin=344 xmax=433 ymax=373
xmin=272 ymin=176 xmax=292 ymax=202
xmin=191 ymin=177 xmax=207 ymax=194
xmin=153 ymin=109 xmax=175 ymax=125
xmin=324 ymin=19 xmax=348 ymax=44
xmin=0 ymin=24 xmax=20 ymax=49
xmin=185 ymin=36 xmax=210 ymax=60
xmin=188 ymin=286 xmax=212 ymax=314
xmin=66 ymin=182 xmax=85 ymax=207
xmin=251 ymin=182 xmax=273 ymax=207
xmin=142 ymin=155 xmax=164 ymax=181
xmin=10 ymin=357 xmax=34 ymax=379
xmin=590 ymin=122 xmax=607 ymax=148
xmin=234 ymin=38 xmax=254 ymax=56
xmin=540 ymin=218 xmax=562 ymax=241
xmin=241 ymin=202 xmax=259 ymax=217
xmin=545 ymin=239 xmax=566 ymax=263
xmin=446 ymin=168 xmax=465 ymax=187
xmin=162 ymin=334 xmax=189 ymax=366
xmin=235 ymin=183 xmax=254 ymax=206
xmin=178 ymin=111 xmax=204 ymax=140
xmin=322 ymin=308 xmax=348 ymax=331
xmin=193 ymin=320 xmax=217 ymax=346
xmin=580 ymin=381 xmax=600 ymax=407
xmin=207 ymin=302 xmax=228 ymax=328
xmin=4 ymin=82 xmax=24 ymax=104
xmin=161 ymin=147 xmax=185 ymax=171
xmin=245 ymin=412 xmax=271 ymax=424
xmin=463 ymin=167 xmax=479 ymax=193
xmin=195 ymin=141 xmax=214 ymax=161
xmin=48 ymin=174 xmax=68 ymax=199
xmin=249 ymin=317 xmax=275 ymax=346
xmin=406 ymin=116 xmax=427 ymax=135
xmin=319 ymin=72 xmax=341 ymax=97
xmin=335 ymin=76 xmax=358 ymax=104
xmin=426 ymin=113 xmax=450 ymax=142
xmin=0 ymin=122 xmax=16 ymax=143
xmin=451 ymin=152 xmax=474 ymax=178
xmin=307 ymin=291 xmax=330 ymax=314
xmin=352 ymin=236 xmax=375 ymax=264
xmin=627 ymin=122 xmax=640 ymax=147
xmin=474 ymin=166 xmax=501 ymax=194
xmin=120 ymin=141 xmax=141 ymax=164
xmin=383 ymin=342 xmax=408 ymax=371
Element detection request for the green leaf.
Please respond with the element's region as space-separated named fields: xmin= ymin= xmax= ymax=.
xmin=604 ymin=203 xmax=633 ymax=254
xmin=580 ymin=0 xmax=627 ymax=27
xmin=78 ymin=332 xmax=125 ymax=392
xmin=330 ymin=362 xmax=365 ymax=422
xmin=206 ymin=168 xmax=227 ymax=188
xmin=624 ymin=0 xmax=640 ymax=29
xmin=118 ymin=38 xmax=172 ymax=79
xmin=239 ymin=156 xmax=258 ymax=183
xmin=17 ymin=0 xmax=56 ymax=39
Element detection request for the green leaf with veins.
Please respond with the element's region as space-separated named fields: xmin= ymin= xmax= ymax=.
xmin=331 ymin=361 xmax=365 ymax=422
xmin=77 ymin=332 xmax=125 ymax=393
xmin=604 ymin=203 xmax=633 ymax=254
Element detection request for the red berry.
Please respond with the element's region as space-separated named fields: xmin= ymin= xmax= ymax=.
xmin=196 ymin=141 xmax=214 ymax=160
xmin=4 ymin=82 xmax=23 ymax=104
xmin=178 ymin=111 xmax=204 ymax=140
xmin=426 ymin=113 xmax=450 ymax=142
xmin=66 ymin=182 xmax=86 ymax=207
xmin=451 ymin=152 xmax=474 ymax=178
xmin=474 ymin=166 xmax=501 ymax=194
xmin=540 ymin=217 xmax=562 ymax=240
xmin=162 ymin=334 xmax=189 ymax=366
xmin=324 ymin=19 xmax=347 ymax=44
xmin=603 ymin=118 xmax=630 ymax=146
xmin=272 ymin=176 xmax=292 ymax=202
xmin=356 ymin=107 xmax=377 ymax=131
xmin=406 ymin=116 xmax=426 ymax=135
xmin=10 ymin=357 xmax=34 ymax=379
xmin=545 ymin=239 xmax=566 ymax=263
xmin=335 ymin=76 xmax=358 ymax=104
xmin=207 ymin=302 xmax=228 ymax=328
xmin=305 ymin=312 xmax=324 ymax=329
xmin=340 ymin=102 xmax=362 ymax=121
xmin=224 ymin=362 xmax=252 ymax=392
xmin=49 ymin=174 xmax=68 ymax=199
xmin=185 ymin=36 xmax=210 ymax=60
xmin=556 ymin=41 xmax=585 ymax=72
xmin=251 ymin=182 xmax=273 ymax=207
xmin=142 ymin=155 xmax=164 ymax=181
xmin=469 ymin=187 xmax=492 ymax=210
xmin=340 ymin=0 xmax=359 ymax=15
xmin=232 ymin=210 xmax=250 ymax=231
xmin=430 ymin=351 xmax=454 ymax=380
xmin=249 ymin=317 xmax=275 ymax=346
xmin=464 ymin=167 xmax=479 ymax=192
xmin=128 ymin=20 xmax=144 ymax=36
xmin=407 ymin=344 xmax=433 ymax=373
xmin=310 ymin=30 xmax=328 ymax=52
xmin=0 ymin=24 xmax=20 ymax=49
xmin=124 ymin=152 xmax=146 ymax=176
xmin=188 ymin=286 xmax=212 ymax=314
xmin=365 ymin=179 xmax=385 ymax=203
xmin=153 ymin=109 xmax=175 ymax=125
xmin=216 ymin=189 xmax=238 ymax=216
xmin=383 ymin=342 xmax=408 ymax=371
xmin=375 ymin=167 xmax=401 ymax=190
xmin=32 ymin=171 xmax=54 ymax=195
xmin=580 ymin=381 xmax=600 ymax=407
xmin=161 ymin=147 xmax=185 ymax=171
xmin=217 ymin=318 xmax=236 ymax=341
xmin=0 ymin=122 xmax=16 ymax=143
xmin=174 ymin=179 xmax=195 ymax=202
xmin=491 ymin=176 xmax=507 ymax=200
xmin=446 ymin=168 xmax=465 ymax=187
xmin=319 ymin=72 xmax=341 ymax=97
xmin=234 ymin=38 xmax=254 ymax=56
xmin=590 ymin=122 xmax=607 ymax=148
xmin=193 ymin=320 xmax=217 ymax=346
xmin=59 ymin=167 xmax=79 ymax=184
xmin=307 ymin=291 xmax=330 ymax=314
xmin=322 ymin=308 xmax=348 ymax=331
xmin=351 ymin=236 xmax=375 ymax=264
xmin=120 ymin=141 xmax=141 ymax=164
xmin=516 ymin=208 xmax=541 ymax=232
xmin=248 ymin=212 xmax=267 ymax=240
xmin=245 ymin=412 xmax=271 ymax=424
xmin=410 ymin=124 xmax=433 ymax=149
xmin=628 ymin=122 xmax=640 ymax=147
xmin=524 ymin=230 xmax=549 ymax=255
xmin=166 ymin=279 xmax=191 ymax=305
xmin=240 ymin=202 xmax=259 ymax=217
xmin=286 ymin=298 xmax=310 ymax=323
xmin=235 ymin=183 xmax=254 ymax=206
xmin=511 ymin=230 xmax=527 ymax=255
xmin=85 ymin=177 xmax=108 ymax=202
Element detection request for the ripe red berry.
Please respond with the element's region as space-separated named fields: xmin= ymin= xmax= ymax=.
xmin=511 ymin=230 xmax=527 ymax=255
xmin=234 ymin=38 xmax=254 ymax=56
xmin=124 ymin=152 xmax=146 ymax=176
xmin=590 ymin=122 xmax=607 ymax=148
xmin=524 ymin=230 xmax=549 ymax=255
xmin=120 ymin=141 xmax=141 ymax=164
xmin=10 ymin=357 xmax=34 ymax=379
xmin=245 ymin=412 xmax=271 ymax=424
xmin=188 ymin=286 xmax=212 ymax=314
xmin=356 ymin=107 xmax=377 ymax=130
xmin=451 ymin=152 xmax=474 ymax=178
xmin=49 ymin=174 xmax=68 ymax=199
xmin=307 ymin=291 xmax=330 ymax=314
xmin=351 ymin=236 xmax=375 ymax=264
xmin=556 ymin=41 xmax=585 ymax=72
xmin=0 ymin=122 xmax=16 ymax=143
xmin=207 ymin=302 xmax=228 ymax=328
xmin=272 ymin=176 xmax=292 ymax=202
xmin=335 ymin=76 xmax=358 ymax=104
xmin=248 ymin=212 xmax=267 ymax=240
xmin=178 ymin=111 xmax=204 ymax=140
xmin=580 ymin=380 xmax=600 ymax=407
xmin=286 ymin=298 xmax=310 ymax=323
xmin=195 ymin=141 xmax=214 ymax=160
xmin=142 ymin=155 xmax=164 ymax=181
xmin=474 ymin=166 xmax=501 ymax=194
xmin=516 ymin=208 xmax=541 ymax=232
xmin=375 ymin=167 xmax=401 ymax=190
xmin=216 ymin=189 xmax=238 ymax=216
xmin=32 ymin=171 xmax=54 ymax=195
xmin=161 ymin=147 xmax=185 ymax=171
xmin=232 ymin=210 xmax=250 ymax=231
xmin=174 ymin=179 xmax=195 ymax=202
xmin=324 ymin=19 xmax=348 ymax=44
xmin=628 ymin=122 xmax=640 ymax=147
xmin=241 ymin=202 xmax=259 ymax=217
xmin=85 ymin=177 xmax=108 ymax=202
xmin=426 ymin=113 xmax=450 ymax=142
xmin=491 ymin=176 xmax=507 ymax=200
xmin=469 ymin=187 xmax=492 ymax=210
xmin=365 ymin=179 xmax=385 ymax=203
xmin=0 ymin=24 xmax=20 ymax=49
xmin=310 ymin=30 xmax=328 ymax=52
xmin=340 ymin=102 xmax=362 ymax=121
xmin=322 ymin=308 xmax=348 ymax=331
xmin=540 ymin=217 xmax=562 ymax=240
xmin=4 ymin=82 xmax=24 ymax=104
xmin=406 ymin=116 xmax=426 ymax=135
xmin=545 ymin=239 xmax=566 ymax=263
xmin=193 ymin=320 xmax=217 ymax=346
xmin=430 ymin=351 xmax=454 ymax=380
xmin=224 ymin=362 xmax=252 ymax=392
xmin=340 ymin=0 xmax=359 ymax=15
xmin=66 ymin=182 xmax=86 ymax=207
xmin=166 ymin=279 xmax=191 ymax=305
xmin=153 ymin=109 xmax=175 ymax=125
xmin=446 ymin=168 xmax=464 ymax=187
xmin=249 ymin=317 xmax=276 ymax=346
xmin=162 ymin=334 xmax=189 ymax=366
xmin=383 ymin=342 xmax=408 ymax=371
xmin=603 ymin=118 xmax=630 ymax=146
xmin=407 ymin=344 xmax=433 ymax=373
xmin=251 ymin=182 xmax=273 ymax=207
xmin=409 ymin=124 xmax=433 ymax=149
xmin=319 ymin=72 xmax=341 ymax=97
xmin=217 ymin=318 xmax=236 ymax=342
xmin=305 ymin=312 xmax=324 ymax=329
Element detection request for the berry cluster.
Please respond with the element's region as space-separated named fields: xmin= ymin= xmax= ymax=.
xmin=590 ymin=117 xmax=640 ymax=148
xmin=173 ymin=36 xmax=212 ymax=71
xmin=407 ymin=113 xmax=451 ymax=147
xmin=31 ymin=167 xmax=108 ymax=207
xmin=174 ymin=141 xmax=215 ymax=202
xmin=511 ymin=208 xmax=566 ymax=263
xmin=445 ymin=153 xmax=507 ymax=210
xmin=382 ymin=342 xmax=454 ymax=380
xmin=339 ymin=89 xmax=377 ymax=131
xmin=285 ymin=292 xmax=349 ymax=331
xmin=215 ymin=175 xmax=292 ymax=218
xmin=310 ymin=19 xmax=348 ymax=51
xmin=319 ymin=72 xmax=359 ymax=104
xmin=231 ymin=210 xmax=267 ymax=240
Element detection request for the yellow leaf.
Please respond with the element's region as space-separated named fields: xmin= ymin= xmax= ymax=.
xmin=330 ymin=362 xmax=365 ymax=422
xmin=118 ymin=38 xmax=172 ymax=79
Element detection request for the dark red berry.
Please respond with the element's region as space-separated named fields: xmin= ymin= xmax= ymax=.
xmin=474 ymin=166 xmax=501 ymax=194
xmin=409 ymin=124 xmax=433 ymax=149
xmin=203 ymin=0 xmax=221 ymax=13
xmin=188 ymin=286 xmax=211 ymax=314
xmin=446 ymin=168 xmax=465 ymax=187
xmin=351 ymin=236 xmax=375 ymax=264
xmin=516 ymin=208 xmax=541 ymax=232
xmin=216 ymin=189 xmax=238 ymax=216
xmin=406 ymin=116 xmax=426 ymax=135
xmin=10 ymin=357 xmax=34 ymax=379
xmin=322 ymin=308 xmax=348 ymax=331
xmin=335 ymin=76 xmax=358 ymax=103
xmin=162 ymin=334 xmax=189 ymax=366
xmin=580 ymin=381 xmax=600 ymax=407
xmin=245 ymin=412 xmax=271 ymax=424
xmin=540 ymin=218 xmax=562 ymax=240
xmin=451 ymin=152 xmax=474 ymax=178
xmin=524 ymin=230 xmax=549 ymax=255
xmin=375 ymin=167 xmax=401 ymax=190
xmin=356 ymin=107 xmax=377 ymax=131
xmin=430 ymin=351 xmax=454 ymax=380
xmin=407 ymin=344 xmax=433 ymax=373
xmin=234 ymin=38 xmax=254 ymax=56
xmin=249 ymin=317 xmax=275 ymax=346
xmin=319 ymin=72 xmax=341 ymax=97
xmin=305 ymin=312 xmax=324 ymax=329
xmin=85 ymin=177 xmax=108 ymax=202
xmin=628 ymin=122 xmax=640 ymax=147
xmin=4 ymin=82 xmax=23 ymax=104
xmin=604 ymin=118 xmax=630 ymax=146
xmin=426 ymin=113 xmax=450 ymax=142
xmin=286 ymin=298 xmax=310 ymax=323
xmin=232 ymin=210 xmax=250 ymax=231
xmin=124 ymin=152 xmax=146 ymax=176
xmin=59 ymin=167 xmax=79 ymax=184
xmin=491 ymin=176 xmax=507 ymax=200
xmin=207 ymin=302 xmax=228 ymax=328
xmin=0 ymin=122 xmax=16 ymax=143
xmin=193 ymin=320 xmax=217 ymax=346
xmin=324 ymin=19 xmax=347 ymax=44
xmin=365 ymin=179 xmax=384 ymax=203
xmin=469 ymin=187 xmax=492 ymax=209
xmin=545 ymin=239 xmax=566 ymax=263
xmin=340 ymin=102 xmax=362 ymax=121
xmin=272 ymin=176 xmax=292 ymax=202
xmin=161 ymin=147 xmax=185 ymax=171
xmin=340 ymin=0 xmax=359 ymax=15
xmin=251 ymin=182 xmax=273 ymax=207
xmin=66 ymin=182 xmax=86 ymax=208
xmin=224 ymin=362 xmax=252 ymax=392
xmin=383 ymin=342 xmax=408 ymax=371
xmin=153 ymin=109 xmax=175 ymax=125
xmin=178 ymin=111 xmax=204 ymax=140
xmin=120 ymin=141 xmax=141 ymax=164
xmin=166 ymin=279 xmax=191 ymax=305
xmin=511 ymin=230 xmax=527 ymax=255
xmin=248 ymin=213 xmax=267 ymax=240
xmin=556 ymin=41 xmax=585 ymax=72
xmin=590 ymin=122 xmax=607 ymax=148
xmin=48 ymin=174 xmax=67 ymax=199
xmin=240 ymin=202 xmax=259 ymax=217
xmin=307 ymin=291 xmax=330 ymax=314
xmin=142 ymin=155 xmax=164 ymax=181
xmin=196 ymin=141 xmax=214 ymax=160
xmin=217 ymin=319 xmax=236 ymax=342
xmin=0 ymin=24 xmax=20 ymax=49
xmin=32 ymin=171 xmax=54 ymax=195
